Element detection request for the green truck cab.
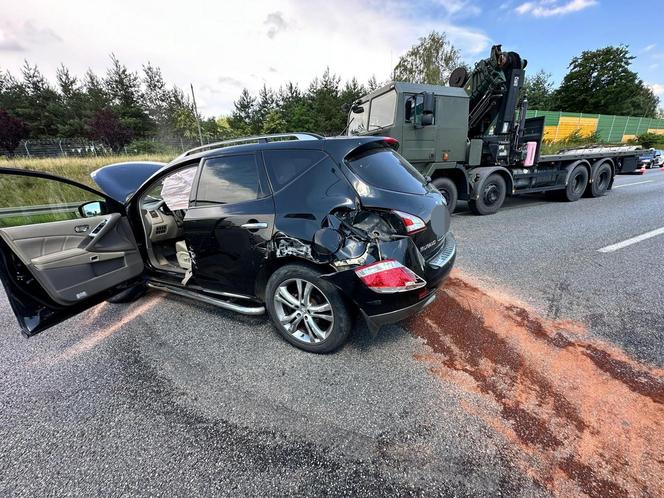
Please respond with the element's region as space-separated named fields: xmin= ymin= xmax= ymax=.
xmin=347 ymin=45 xmax=640 ymax=215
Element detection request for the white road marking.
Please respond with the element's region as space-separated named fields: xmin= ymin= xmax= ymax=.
xmin=598 ymin=227 xmax=664 ymax=253
xmin=613 ymin=180 xmax=654 ymax=189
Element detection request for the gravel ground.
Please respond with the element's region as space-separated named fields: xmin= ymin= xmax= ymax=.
xmin=0 ymin=169 xmax=662 ymax=496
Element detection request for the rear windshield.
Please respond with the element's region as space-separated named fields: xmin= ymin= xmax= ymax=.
xmin=346 ymin=147 xmax=427 ymax=195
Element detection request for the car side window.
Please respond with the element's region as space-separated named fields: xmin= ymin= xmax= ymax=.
xmin=0 ymin=173 xmax=106 ymax=228
xmin=262 ymin=150 xmax=327 ymax=191
xmin=195 ymin=154 xmax=261 ymax=205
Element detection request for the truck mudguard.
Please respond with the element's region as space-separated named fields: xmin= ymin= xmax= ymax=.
xmin=467 ymin=166 xmax=514 ymax=198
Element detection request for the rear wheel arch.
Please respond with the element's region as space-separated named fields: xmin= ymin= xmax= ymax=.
xmin=254 ymin=256 xmax=335 ymax=302
xmin=430 ymin=167 xmax=469 ymax=200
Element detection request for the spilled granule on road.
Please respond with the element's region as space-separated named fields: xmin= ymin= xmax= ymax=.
xmin=407 ymin=270 xmax=664 ymax=498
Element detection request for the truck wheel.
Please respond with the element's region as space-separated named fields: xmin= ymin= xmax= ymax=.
xmin=587 ymin=162 xmax=612 ymax=198
xmin=468 ymin=174 xmax=506 ymax=215
xmin=432 ymin=177 xmax=458 ymax=213
xmin=564 ymin=165 xmax=589 ymax=202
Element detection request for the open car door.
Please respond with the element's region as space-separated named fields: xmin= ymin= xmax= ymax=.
xmin=0 ymin=168 xmax=144 ymax=336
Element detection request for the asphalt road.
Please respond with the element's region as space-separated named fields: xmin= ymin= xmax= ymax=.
xmin=453 ymin=167 xmax=664 ymax=367
xmin=0 ymin=169 xmax=662 ymax=497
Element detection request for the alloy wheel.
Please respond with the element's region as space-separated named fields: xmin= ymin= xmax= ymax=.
xmin=273 ymin=278 xmax=334 ymax=344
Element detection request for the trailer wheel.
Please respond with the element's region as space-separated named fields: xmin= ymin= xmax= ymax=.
xmin=564 ymin=165 xmax=589 ymax=202
xmin=432 ymin=177 xmax=458 ymax=213
xmin=587 ymin=162 xmax=612 ymax=198
xmin=469 ymin=174 xmax=506 ymax=215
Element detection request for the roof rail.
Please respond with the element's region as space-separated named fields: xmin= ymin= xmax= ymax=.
xmin=177 ymin=132 xmax=324 ymax=158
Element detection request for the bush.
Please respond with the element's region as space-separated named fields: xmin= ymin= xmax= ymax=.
xmin=126 ymin=139 xmax=182 ymax=155
xmin=633 ymin=132 xmax=664 ymax=149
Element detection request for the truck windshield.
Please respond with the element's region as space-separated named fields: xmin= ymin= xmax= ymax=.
xmin=346 ymin=147 xmax=427 ymax=195
xmin=348 ymin=89 xmax=397 ymax=135
xmin=368 ymin=90 xmax=396 ymax=131
xmin=348 ymin=106 xmax=369 ymax=135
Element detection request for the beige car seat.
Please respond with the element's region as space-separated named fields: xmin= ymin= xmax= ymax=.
xmin=175 ymin=240 xmax=191 ymax=270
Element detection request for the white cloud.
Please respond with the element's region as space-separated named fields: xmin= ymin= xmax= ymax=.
xmin=0 ymin=0 xmax=490 ymax=115
xmin=644 ymin=43 xmax=657 ymax=53
xmin=0 ymin=20 xmax=61 ymax=52
xmin=264 ymin=11 xmax=289 ymax=39
xmin=436 ymin=0 xmax=481 ymax=16
xmin=515 ymin=0 xmax=597 ymax=17
xmin=647 ymin=83 xmax=664 ymax=97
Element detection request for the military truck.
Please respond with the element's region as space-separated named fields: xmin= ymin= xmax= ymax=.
xmin=346 ymin=45 xmax=640 ymax=214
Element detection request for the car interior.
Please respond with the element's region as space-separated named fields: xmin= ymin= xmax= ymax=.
xmin=138 ymin=166 xmax=197 ymax=274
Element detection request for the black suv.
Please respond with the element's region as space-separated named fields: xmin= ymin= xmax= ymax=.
xmin=0 ymin=133 xmax=456 ymax=353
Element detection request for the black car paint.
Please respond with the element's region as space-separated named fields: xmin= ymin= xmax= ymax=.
xmin=2 ymin=136 xmax=455 ymax=337
xmin=91 ymin=161 xmax=166 ymax=202
xmin=116 ymin=137 xmax=453 ymax=330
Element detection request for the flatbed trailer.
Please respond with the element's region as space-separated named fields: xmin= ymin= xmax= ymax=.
xmin=347 ymin=46 xmax=641 ymax=215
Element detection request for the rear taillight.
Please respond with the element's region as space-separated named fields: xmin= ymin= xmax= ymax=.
xmin=383 ymin=137 xmax=399 ymax=149
xmin=354 ymin=259 xmax=426 ymax=293
xmin=392 ymin=210 xmax=426 ymax=234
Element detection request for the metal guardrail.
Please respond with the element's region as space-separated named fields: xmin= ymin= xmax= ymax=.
xmin=0 ymin=202 xmax=81 ymax=219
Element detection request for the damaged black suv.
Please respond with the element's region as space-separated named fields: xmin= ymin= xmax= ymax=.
xmin=0 ymin=133 xmax=456 ymax=353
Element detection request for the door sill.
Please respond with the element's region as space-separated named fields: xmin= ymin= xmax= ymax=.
xmin=146 ymin=281 xmax=265 ymax=316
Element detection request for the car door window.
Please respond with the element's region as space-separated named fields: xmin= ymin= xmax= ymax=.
xmin=0 ymin=173 xmax=106 ymax=228
xmin=195 ymin=154 xmax=262 ymax=205
xmin=263 ymin=150 xmax=328 ymax=191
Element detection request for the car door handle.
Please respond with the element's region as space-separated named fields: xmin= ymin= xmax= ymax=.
xmin=241 ymin=222 xmax=268 ymax=230
xmin=74 ymin=225 xmax=89 ymax=233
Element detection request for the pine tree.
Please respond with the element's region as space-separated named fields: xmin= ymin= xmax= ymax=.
xmin=229 ymin=88 xmax=256 ymax=135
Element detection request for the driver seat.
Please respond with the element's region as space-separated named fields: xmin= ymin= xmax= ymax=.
xmin=175 ymin=240 xmax=191 ymax=270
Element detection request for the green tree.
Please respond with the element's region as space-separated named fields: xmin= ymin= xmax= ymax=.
xmin=555 ymin=45 xmax=659 ymax=117
xmin=261 ymin=109 xmax=287 ymax=134
xmin=229 ymin=88 xmax=256 ymax=135
xmin=105 ymin=54 xmax=154 ymax=137
xmin=522 ymin=69 xmax=554 ymax=110
xmin=392 ymin=31 xmax=464 ymax=85
xmin=141 ymin=63 xmax=170 ymax=131
xmin=308 ymin=68 xmax=344 ymax=135
xmin=253 ymin=84 xmax=276 ymax=134
xmin=15 ymin=62 xmax=60 ymax=137
xmin=55 ymin=65 xmax=86 ymax=137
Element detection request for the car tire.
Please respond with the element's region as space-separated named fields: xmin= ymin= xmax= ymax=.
xmin=266 ymin=264 xmax=352 ymax=353
xmin=432 ymin=177 xmax=458 ymax=213
xmin=564 ymin=165 xmax=589 ymax=202
xmin=107 ymin=284 xmax=146 ymax=304
xmin=468 ymin=173 xmax=506 ymax=215
xmin=586 ymin=162 xmax=612 ymax=198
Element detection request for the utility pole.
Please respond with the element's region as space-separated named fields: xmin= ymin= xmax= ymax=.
xmin=190 ymin=83 xmax=204 ymax=146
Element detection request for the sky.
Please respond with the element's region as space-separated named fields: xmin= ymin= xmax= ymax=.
xmin=0 ymin=0 xmax=661 ymax=116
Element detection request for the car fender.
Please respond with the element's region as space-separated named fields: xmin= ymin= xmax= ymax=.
xmin=467 ymin=166 xmax=514 ymax=198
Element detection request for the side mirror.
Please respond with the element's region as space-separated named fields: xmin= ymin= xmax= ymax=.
xmin=421 ymin=114 xmax=433 ymax=126
xmin=78 ymin=201 xmax=106 ymax=218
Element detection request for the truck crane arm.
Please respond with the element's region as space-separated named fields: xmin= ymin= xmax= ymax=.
xmin=450 ymin=45 xmax=527 ymax=139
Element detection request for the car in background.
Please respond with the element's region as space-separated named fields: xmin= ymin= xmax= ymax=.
xmin=654 ymin=149 xmax=664 ymax=168
xmin=637 ymin=148 xmax=657 ymax=170
xmin=0 ymin=133 xmax=456 ymax=353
